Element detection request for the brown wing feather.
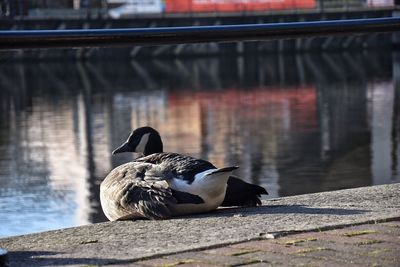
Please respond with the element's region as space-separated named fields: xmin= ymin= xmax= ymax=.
xmin=101 ymin=162 xmax=177 ymax=220
xmin=119 ymin=179 xmax=177 ymax=220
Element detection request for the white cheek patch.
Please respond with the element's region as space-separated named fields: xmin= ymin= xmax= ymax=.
xmin=136 ymin=133 xmax=150 ymax=153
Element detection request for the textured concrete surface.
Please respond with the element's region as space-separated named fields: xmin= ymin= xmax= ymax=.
xmin=0 ymin=183 xmax=399 ymax=266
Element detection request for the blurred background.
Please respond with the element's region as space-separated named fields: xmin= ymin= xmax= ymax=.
xmin=0 ymin=0 xmax=399 ymax=237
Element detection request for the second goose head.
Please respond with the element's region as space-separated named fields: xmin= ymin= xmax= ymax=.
xmin=112 ymin=126 xmax=163 ymax=156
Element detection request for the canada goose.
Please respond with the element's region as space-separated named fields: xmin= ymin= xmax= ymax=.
xmin=100 ymin=147 xmax=238 ymax=221
xmin=112 ymin=126 xmax=268 ymax=207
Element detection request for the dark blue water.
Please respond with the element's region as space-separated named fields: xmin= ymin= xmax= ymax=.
xmin=0 ymin=51 xmax=399 ymax=237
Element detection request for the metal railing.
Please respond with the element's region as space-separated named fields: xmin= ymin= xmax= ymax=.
xmin=1 ymin=17 xmax=399 ymax=50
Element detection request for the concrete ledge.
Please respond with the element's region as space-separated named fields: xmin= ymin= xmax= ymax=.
xmin=0 ymin=183 xmax=399 ymax=266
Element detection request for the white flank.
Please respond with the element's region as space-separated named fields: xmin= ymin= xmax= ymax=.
xmin=169 ymin=168 xmax=232 ymax=201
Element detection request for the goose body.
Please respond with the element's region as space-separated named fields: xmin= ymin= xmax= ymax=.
xmin=100 ymin=152 xmax=237 ymax=220
xmin=100 ymin=126 xmax=268 ymax=221
xmin=112 ymin=127 xmax=268 ymax=206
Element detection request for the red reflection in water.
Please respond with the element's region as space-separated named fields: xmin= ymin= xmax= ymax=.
xmin=168 ymin=86 xmax=317 ymax=129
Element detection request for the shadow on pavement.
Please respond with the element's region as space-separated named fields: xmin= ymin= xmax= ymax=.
xmin=7 ymin=250 xmax=133 ymax=267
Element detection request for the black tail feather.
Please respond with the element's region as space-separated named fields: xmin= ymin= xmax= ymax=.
xmin=221 ymin=176 xmax=268 ymax=207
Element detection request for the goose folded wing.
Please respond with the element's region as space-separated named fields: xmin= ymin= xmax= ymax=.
xmin=119 ymin=179 xmax=177 ymax=220
xmin=102 ymin=162 xmax=178 ymax=220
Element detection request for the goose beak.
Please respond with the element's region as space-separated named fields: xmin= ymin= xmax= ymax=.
xmin=112 ymin=142 xmax=130 ymax=155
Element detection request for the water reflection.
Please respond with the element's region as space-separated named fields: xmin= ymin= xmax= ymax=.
xmin=0 ymin=51 xmax=399 ymax=237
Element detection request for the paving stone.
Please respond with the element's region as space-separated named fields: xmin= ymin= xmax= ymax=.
xmin=64 ymin=220 xmax=400 ymax=266
xmin=365 ymin=247 xmax=400 ymax=262
xmin=285 ymin=256 xmax=348 ymax=267
xmin=277 ymin=231 xmax=398 ymax=248
xmin=237 ymin=251 xmax=347 ymax=267
xmin=297 ymin=247 xmax=367 ymax=264
xmin=202 ymin=246 xmax=257 ymax=256
xmin=278 ymin=234 xmax=399 ymax=266
xmin=380 ymin=221 xmax=400 ymax=228
xmin=300 ymin=248 xmax=399 ymax=267
xmin=275 ymin=235 xmax=319 ymax=246
xmin=177 ymin=263 xmax=219 ymax=267
xmin=166 ymin=251 xmax=254 ymax=266
xmin=286 ymin=238 xmax=395 ymax=257
xmin=325 ymin=224 xmax=400 ymax=237
xmin=239 ymin=263 xmax=274 ymax=267
xmin=375 ymin=224 xmax=400 ymax=236
xmin=235 ymin=250 xmax=287 ymax=264
xmin=107 ymin=263 xmax=148 ymax=267
xmin=137 ymin=257 xmax=196 ymax=267
xmin=355 ymin=233 xmax=400 ymax=244
xmin=231 ymin=240 xmax=302 ymax=254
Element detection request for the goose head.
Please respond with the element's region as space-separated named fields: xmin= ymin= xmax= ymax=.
xmin=112 ymin=126 xmax=163 ymax=156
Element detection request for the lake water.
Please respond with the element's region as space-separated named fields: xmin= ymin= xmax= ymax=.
xmin=0 ymin=51 xmax=399 ymax=237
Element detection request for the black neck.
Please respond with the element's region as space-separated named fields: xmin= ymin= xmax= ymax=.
xmin=143 ymin=133 xmax=163 ymax=156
